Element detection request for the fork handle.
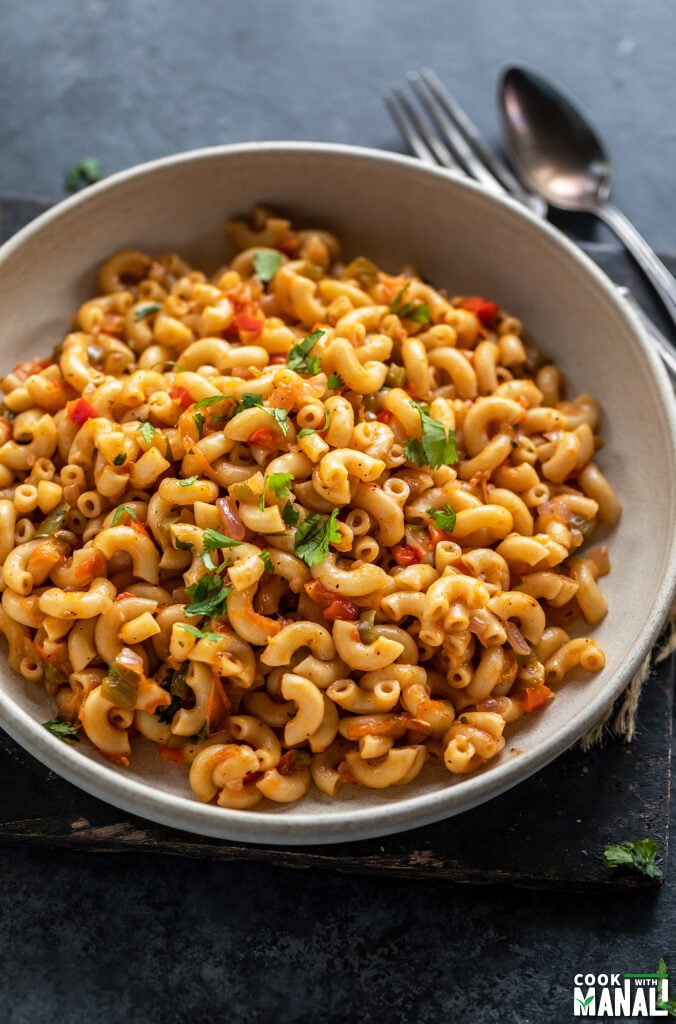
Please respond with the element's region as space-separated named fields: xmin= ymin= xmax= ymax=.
xmin=592 ymin=200 xmax=676 ymax=332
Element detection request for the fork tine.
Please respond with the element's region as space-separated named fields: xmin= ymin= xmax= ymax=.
xmin=419 ymin=68 xmax=541 ymax=208
xmin=407 ymin=71 xmax=507 ymax=197
xmin=384 ymin=88 xmax=463 ymax=172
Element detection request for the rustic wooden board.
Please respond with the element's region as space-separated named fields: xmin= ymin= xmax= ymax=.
xmin=0 ymin=198 xmax=673 ymax=889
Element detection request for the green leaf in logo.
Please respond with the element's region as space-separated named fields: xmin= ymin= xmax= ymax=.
xmin=576 ymin=996 xmax=595 ymax=1008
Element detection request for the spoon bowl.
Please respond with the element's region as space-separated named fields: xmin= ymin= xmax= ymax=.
xmin=498 ymin=62 xmax=676 ymax=331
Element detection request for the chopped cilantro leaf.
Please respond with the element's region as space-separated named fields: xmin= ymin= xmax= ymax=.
xmin=179 ymin=475 xmax=199 ymax=487
xmin=602 ymin=838 xmax=663 ymax=879
xmin=404 ymin=402 xmax=457 ymax=469
xmin=390 ymin=283 xmax=431 ymax=323
xmin=193 ymin=411 xmax=206 ymax=438
xmin=294 ymin=509 xmax=341 ymax=566
xmin=133 ymin=302 xmax=162 ymax=322
xmin=326 ymin=373 xmax=343 ymax=390
xmin=297 ymin=412 xmax=330 ymax=440
xmin=267 ymin=407 xmax=289 ymax=436
xmin=253 ymin=251 xmax=283 ymax=283
xmin=111 ymin=505 xmax=137 ymax=526
xmin=266 ymin=472 xmax=294 ymax=500
xmin=202 ymin=528 xmax=242 ymax=551
xmin=138 ymin=420 xmax=157 ymax=445
xmin=44 ymin=718 xmax=79 ymax=742
xmin=64 ymin=158 xmax=101 ymax=193
xmin=287 ymin=329 xmax=325 ymax=374
xmin=178 ymin=623 xmax=222 ymax=643
xmin=259 ymin=550 xmax=274 ymax=573
xmin=427 ymin=504 xmax=457 ymax=533
xmin=192 ymin=394 xmax=231 ymax=410
xmin=175 ymin=538 xmax=193 ymax=551
xmin=282 ymin=502 xmax=300 ymax=527
xmin=184 ymin=573 xmax=232 ymax=618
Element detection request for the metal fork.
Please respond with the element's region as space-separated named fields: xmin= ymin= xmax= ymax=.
xmin=384 ymin=68 xmax=676 ymax=382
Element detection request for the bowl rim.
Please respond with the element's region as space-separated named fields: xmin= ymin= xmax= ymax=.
xmin=0 ymin=139 xmax=674 ymax=845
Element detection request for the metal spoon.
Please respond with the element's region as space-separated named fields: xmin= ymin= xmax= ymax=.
xmin=499 ymin=63 xmax=676 ymax=332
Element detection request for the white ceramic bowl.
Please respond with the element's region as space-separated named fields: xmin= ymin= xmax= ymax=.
xmin=0 ymin=142 xmax=674 ymax=845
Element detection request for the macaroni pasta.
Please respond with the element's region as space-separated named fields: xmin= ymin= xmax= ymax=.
xmin=0 ymin=206 xmax=620 ymax=809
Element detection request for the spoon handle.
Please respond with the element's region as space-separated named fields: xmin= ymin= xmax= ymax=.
xmin=594 ymin=201 xmax=676 ymax=330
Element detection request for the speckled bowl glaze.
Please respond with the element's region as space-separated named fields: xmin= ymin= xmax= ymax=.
xmin=0 ymin=142 xmax=673 ymax=845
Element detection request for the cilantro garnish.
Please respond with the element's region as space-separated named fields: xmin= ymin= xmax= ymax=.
xmin=287 ymin=329 xmax=325 ymax=374
xmin=43 ymin=719 xmax=79 ymax=742
xmin=282 ymin=502 xmax=300 ymax=527
xmin=192 ymin=394 xmax=231 ymax=410
xmin=113 ymin=453 xmax=127 ymax=466
xmin=427 ymin=504 xmax=457 ymax=533
xmin=133 ymin=302 xmax=162 ymax=322
xmin=266 ymin=472 xmax=294 ymax=500
xmin=404 ymin=402 xmax=457 ymax=469
xmin=390 ymin=284 xmax=431 ymax=323
xmin=179 ymin=475 xmax=199 ymax=487
xmin=294 ymin=509 xmax=341 ymax=566
xmin=326 ymin=373 xmax=343 ymax=390
xmin=253 ymin=251 xmax=282 ymax=283
xmin=138 ymin=420 xmax=157 ymax=445
xmin=64 ymin=158 xmax=101 ymax=193
xmin=298 ymin=412 xmax=331 ymax=440
xmin=259 ymin=550 xmax=274 ymax=573
xmin=184 ymin=573 xmax=232 ymax=618
xmin=111 ymin=505 xmax=137 ymax=526
xmin=602 ymin=838 xmax=663 ymax=879
xmin=202 ymin=528 xmax=242 ymax=551
xmin=193 ymin=411 xmax=206 ymax=438
xmin=178 ymin=623 xmax=222 ymax=643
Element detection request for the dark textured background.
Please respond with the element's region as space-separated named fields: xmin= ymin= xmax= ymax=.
xmin=1 ymin=1 xmax=675 ymax=1021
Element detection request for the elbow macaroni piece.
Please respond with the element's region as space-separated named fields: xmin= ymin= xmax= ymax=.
xmin=0 ymin=207 xmax=619 ymax=810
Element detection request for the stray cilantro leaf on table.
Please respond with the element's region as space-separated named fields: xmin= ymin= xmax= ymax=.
xmin=405 ymin=402 xmax=457 ymax=469
xmin=294 ymin=509 xmax=341 ymax=566
xmin=253 ymin=251 xmax=282 ymax=283
xmin=287 ymin=329 xmax=325 ymax=374
xmin=64 ymin=158 xmax=101 ymax=193
xmin=43 ymin=719 xmax=79 ymax=742
xmin=427 ymin=504 xmax=457 ymax=533
xmin=602 ymin=838 xmax=663 ymax=879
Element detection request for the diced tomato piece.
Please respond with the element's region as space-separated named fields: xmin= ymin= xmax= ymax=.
xmin=376 ymin=410 xmax=393 ymax=424
xmin=234 ymin=313 xmax=264 ymax=336
xmin=67 ymin=398 xmax=98 ymax=425
xmin=322 ymin=598 xmax=359 ymax=622
xmin=305 ymin=579 xmax=335 ymax=605
xmin=157 ymin=744 xmax=185 ymax=764
xmin=73 ymin=551 xmax=106 ymax=582
xmin=521 ymin=685 xmax=552 ymax=713
xmin=461 ymin=296 xmax=499 ymax=325
xmin=168 ymin=386 xmax=193 ymax=409
xmin=428 ymin=525 xmax=454 ymax=546
xmin=392 ymin=544 xmax=423 ymax=567
xmin=248 ymin=427 xmax=277 ymax=447
xmin=11 ymin=356 xmax=52 ymax=381
xmin=206 ymin=669 xmax=230 ymax=736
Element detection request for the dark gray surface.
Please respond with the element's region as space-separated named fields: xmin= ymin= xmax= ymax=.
xmin=1 ymin=2 xmax=676 ymax=1021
